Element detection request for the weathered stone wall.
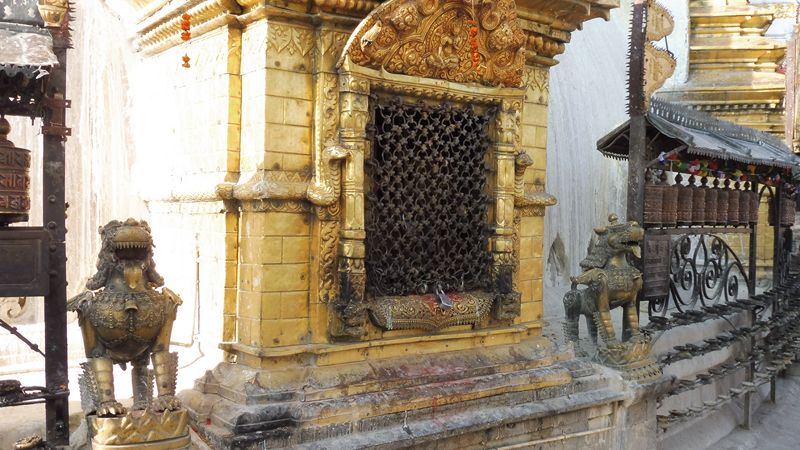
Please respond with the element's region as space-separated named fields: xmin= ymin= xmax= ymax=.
xmin=130 ymin=23 xmax=242 ymax=363
xmin=543 ymin=4 xmax=630 ymax=319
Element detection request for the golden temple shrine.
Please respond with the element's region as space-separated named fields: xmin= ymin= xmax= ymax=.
xmin=2 ymin=1 xmax=800 ymax=449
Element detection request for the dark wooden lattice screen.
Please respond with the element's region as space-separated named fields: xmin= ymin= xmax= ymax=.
xmin=365 ymin=99 xmax=494 ymax=297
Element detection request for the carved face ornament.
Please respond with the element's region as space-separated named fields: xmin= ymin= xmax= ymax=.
xmin=605 ymin=221 xmax=644 ymax=259
xmin=103 ymin=221 xmax=155 ymax=290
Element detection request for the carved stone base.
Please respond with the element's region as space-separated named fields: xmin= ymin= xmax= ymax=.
xmin=180 ymin=337 xmax=629 ymax=448
xmin=87 ymin=409 xmax=190 ymax=450
xmin=596 ymin=339 xmax=662 ymax=382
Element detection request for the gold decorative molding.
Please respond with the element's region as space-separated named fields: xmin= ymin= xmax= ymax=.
xmin=644 ymin=43 xmax=676 ymax=107
xmin=267 ymin=21 xmax=313 ymax=57
xmin=514 ymin=151 xmax=533 ymax=201
xmin=516 ymin=0 xmax=616 ymax=32
xmin=340 ymin=0 xmax=526 ymax=87
xmin=307 ymin=144 xmax=351 ymax=206
xmin=132 ymin=0 xmax=242 ymax=55
xmin=646 ymin=0 xmax=673 ymax=42
xmin=88 ymin=409 xmax=190 ymax=449
xmin=311 ymin=29 xmax=350 ymax=308
xmin=515 ymin=0 xmax=619 ymax=65
xmin=242 ymin=199 xmax=312 ymax=213
xmin=219 ymin=170 xmax=310 ymax=202
xmin=338 ymin=58 xmax=526 ymax=103
xmin=237 ymin=0 xmax=380 ymax=16
xmin=37 ymin=0 xmax=69 ymax=28
xmin=122 ymin=0 xmax=617 ymax=60
xmin=317 ymin=215 xmax=340 ymax=302
xmin=523 ymin=65 xmax=548 ymax=104
xmin=369 ymin=291 xmax=494 ymax=331
xmin=518 ymin=191 xmax=557 ymax=217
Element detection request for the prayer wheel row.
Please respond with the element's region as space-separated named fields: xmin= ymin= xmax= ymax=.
xmin=644 ymin=178 xmax=758 ymax=228
xmin=768 ymin=196 xmax=797 ymax=227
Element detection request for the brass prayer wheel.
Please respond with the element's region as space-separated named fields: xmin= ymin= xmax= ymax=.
xmin=738 ymin=188 xmax=750 ymax=226
xmin=676 ymin=175 xmax=693 ymax=226
xmin=0 ymin=118 xmax=31 ymax=225
xmin=691 ymin=176 xmax=705 ymax=226
xmin=781 ymin=196 xmax=796 ymax=226
xmin=748 ymin=191 xmax=759 ymax=224
xmin=662 ymin=183 xmax=678 ymax=227
xmin=727 ymin=182 xmax=740 ymax=226
xmin=705 ymin=183 xmax=718 ymax=225
xmin=716 ymin=180 xmax=728 ymax=225
xmin=643 ymin=172 xmax=663 ymax=227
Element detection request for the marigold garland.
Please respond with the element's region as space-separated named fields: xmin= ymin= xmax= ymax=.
xmin=466 ymin=19 xmax=482 ymax=76
xmin=180 ymin=13 xmax=192 ymax=68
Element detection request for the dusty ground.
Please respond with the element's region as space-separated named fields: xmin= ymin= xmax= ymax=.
xmin=708 ymin=373 xmax=800 ymax=450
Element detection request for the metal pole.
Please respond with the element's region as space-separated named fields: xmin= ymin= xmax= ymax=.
xmin=42 ymin=26 xmax=69 ymax=447
xmin=627 ymin=1 xmax=648 ymax=327
xmin=774 ymin=184 xmax=784 ymax=286
xmin=626 ymin=1 xmax=647 ymax=224
xmin=749 ymin=182 xmax=758 ymax=296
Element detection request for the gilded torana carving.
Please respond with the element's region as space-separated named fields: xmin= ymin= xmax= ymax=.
xmin=340 ymin=0 xmax=526 ymax=87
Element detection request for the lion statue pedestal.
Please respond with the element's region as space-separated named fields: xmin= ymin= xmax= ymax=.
xmin=562 ymin=214 xmax=661 ymax=382
xmin=68 ymin=219 xmax=189 ymax=449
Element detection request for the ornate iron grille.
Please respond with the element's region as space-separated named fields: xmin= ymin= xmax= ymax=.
xmin=365 ymin=99 xmax=494 ymax=297
xmin=647 ymin=233 xmax=749 ymax=318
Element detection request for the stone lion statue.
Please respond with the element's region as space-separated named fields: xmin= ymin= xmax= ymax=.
xmin=68 ymin=218 xmax=182 ymax=417
xmin=563 ymin=214 xmax=644 ymax=348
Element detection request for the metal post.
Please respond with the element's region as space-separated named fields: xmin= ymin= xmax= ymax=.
xmin=627 ymin=115 xmax=647 ymax=224
xmin=749 ymin=182 xmax=758 ymax=296
xmin=626 ymin=0 xmax=647 ymax=224
xmin=771 ymin=376 xmax=777 ymax=403
xmin=627 ymin=1 xmax=648 ymax=325
xmin=42 ymin=28 xmax=69 ymax=447
xmin=774 ymin=183 xmax=783 ymax=286
xmin=743 ymin=304 xmax=756 ymax=430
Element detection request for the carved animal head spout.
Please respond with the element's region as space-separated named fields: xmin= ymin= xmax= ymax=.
xmin=86 ymin=218 xmax=165 ymax=292
xmin=604 ymin=213 xmax=644 ymax=259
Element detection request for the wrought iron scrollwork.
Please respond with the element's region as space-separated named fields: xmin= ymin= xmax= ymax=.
xmin=650 ymin=234 xmax=749 ymax=317
xmin=365 ymin=98 xmax=494 ymax=297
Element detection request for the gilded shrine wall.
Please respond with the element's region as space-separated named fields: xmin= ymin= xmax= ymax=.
xmin=94 ymin=0 xmax=625 ymax=446
xmin=103 ymin=0 xmax=622 ymax=366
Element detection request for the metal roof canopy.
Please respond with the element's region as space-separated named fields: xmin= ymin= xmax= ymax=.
xmin=597 ymin=98 xmax=800 ymax=173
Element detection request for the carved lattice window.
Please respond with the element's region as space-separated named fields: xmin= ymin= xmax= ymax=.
xmin=365 ymin=98 xmax=494 ymax=297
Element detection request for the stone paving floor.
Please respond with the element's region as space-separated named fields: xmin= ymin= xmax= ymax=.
xmin=709 ymin=373 xmax=800 ymax=450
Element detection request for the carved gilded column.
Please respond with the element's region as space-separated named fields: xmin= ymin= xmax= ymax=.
xmin=307 ymin=26 xmax=350 ymax=343
xmin=332 ymin=73 xmax=370 ymax=338
xmin=493 ymin=99 xmax=524 ymax=320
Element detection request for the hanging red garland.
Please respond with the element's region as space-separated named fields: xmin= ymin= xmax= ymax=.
xmin=181 ymin=13 xmax=191 ymax=40
xmin=466 ymin=19 xmax=481 ymax=76
xmin=180 ymin=13 xmax=192 ymax=68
